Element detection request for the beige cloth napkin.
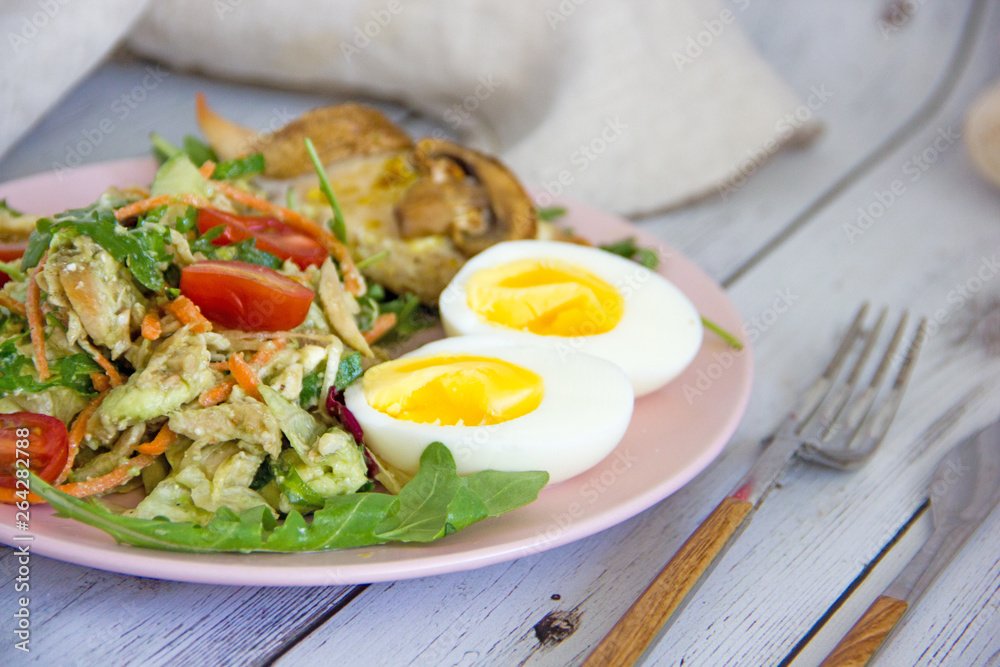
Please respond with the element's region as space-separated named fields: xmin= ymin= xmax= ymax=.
xmin=2 ymin=0 xmax=815 ymax=216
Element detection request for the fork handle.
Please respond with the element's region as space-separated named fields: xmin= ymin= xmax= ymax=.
xmin=582 ymin=496 xmax=753 ymax=667
xmin=820 ymin=595 xmax=908 ymax=667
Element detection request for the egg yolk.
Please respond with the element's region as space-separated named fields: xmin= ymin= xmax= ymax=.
xmin=464 ymin=259 xmax=624 ymax=336
xmin=363 ymin=354 xmax=544 ymax=426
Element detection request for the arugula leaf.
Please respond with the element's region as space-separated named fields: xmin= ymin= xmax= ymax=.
xmin=188 ymin=225 xmax=226 ymax=256
xmin=0 ymin=199 xmax=24 ymax=216
xmin=183 ymin=136 xmax=218 ymax=167
xmin=599 ymin=237 xmax=659 ymax=270
xmin=29 ymin=442 xmax=548 ymax=553
xmin=0 ymin=337 xmax=101 ymax=396
xmin=212 ymin=238 xmax=283 ymax=269
xmin=20 ymin=223 xmax=53 ymax=272
xmin=374 ymin=444 xmax=462 ymax=541
xmin=377 ymin=293 xmax=436 ymax=342
xmin=19 ymin=202 xmax=170 ymax=292
xmin=211 ymin=154 xmax=265 ymax=180
xmin=334 ymin=351 xmax=363 ymax=390
xmin=536 ymin=206 xmax=567 ymax=222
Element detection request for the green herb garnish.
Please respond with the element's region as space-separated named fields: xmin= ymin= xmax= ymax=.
xmin=701 ymin=316 xmax=744 ymax=351
xmin=536 ymin=206 xmax=568 ymax=222
xmin=211 ymin=154 xmax=265 ymax=180
xmin=303 ymin=137 xmax=348 ymax=243
xmin=0 ymin=337 xmax=102 ymax=396
xmin=599 ymin=237 xmax=659 ymax=270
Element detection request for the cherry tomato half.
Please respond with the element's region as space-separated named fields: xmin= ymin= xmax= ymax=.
xmin=0 ymin=412 xmax=69 ymax=488
xmin=0 ymin=239 xmax=28 ymax=288
xmin=197 ymin=209 xmax=327 ymax=269
xmin=180 ymin=260 xmax=315 ymax=331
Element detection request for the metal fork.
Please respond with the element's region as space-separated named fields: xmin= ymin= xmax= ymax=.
xmin=583 ymin=303 xmax=927 ymax=667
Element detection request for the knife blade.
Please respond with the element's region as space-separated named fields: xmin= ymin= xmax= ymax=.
xmin=821 ymin=418 xmax=1000 ymax=667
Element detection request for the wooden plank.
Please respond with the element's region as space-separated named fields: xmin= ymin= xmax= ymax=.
xmin=275 ymin=2 xmax=1000 ymax=665
xmin=0 ymin=547 xmax=360 ymax=666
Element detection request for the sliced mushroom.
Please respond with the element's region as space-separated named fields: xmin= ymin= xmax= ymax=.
xmin=403 ymin=138 xmax=537 ymax=256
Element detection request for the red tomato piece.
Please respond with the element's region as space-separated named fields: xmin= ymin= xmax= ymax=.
xmin=180 ymin=260 xmax=315 ymax=331
xmin=0 ymin=412 xmax=69 ymax=488
xmin=197 ymin=209 xmax=327 ymax=269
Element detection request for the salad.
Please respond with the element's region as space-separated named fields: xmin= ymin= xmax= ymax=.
xmin=0 ymin=138 xmax=548 ymax=553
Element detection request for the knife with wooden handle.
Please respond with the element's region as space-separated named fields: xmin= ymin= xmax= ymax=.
xmin=821 ymin=418 xmax=1000 ymax=666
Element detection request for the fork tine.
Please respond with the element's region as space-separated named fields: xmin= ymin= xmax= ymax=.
xmin=808 ymin=308 xmax=888 ymax=438
xmin=789 ymin=303 xmax=870 ymax=433
xmin=826 ymin=310 xmax=907 ymax=444
xmin=813 ymin=316 xmax=927 ymax=468
xmin=856 ymin=316 xmax=927 ymax=444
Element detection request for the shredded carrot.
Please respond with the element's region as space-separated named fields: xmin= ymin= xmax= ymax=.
xmin=88 ymin=347 xmax=123 ymax=388
xmin=363 ymin=312 xmax=397 ymax=345
xmin=0 ymin=487 xmax=42 ymax=504
xmin=114 ymin=193 xmax=212 ymax=222
xmin=249 ymin=338 xmax=286 ymax=366
xmin=199 ymin=379 xmax=236 ymax=407
xmin=0 ymin=291 xmax=25 ymax=316
xmin=135 ymin=424 xmax=178 ymax=456
xmin=199 ymin=160 xmax=217 ymax=179
xmin=141 ymin=311 xmax=162 ymax=340
xmin=200 ymin=339 xmax=285 ymax=406
xmin=59 ymin=454 xmax=156 ymax=498
xmin=165 ymin=295 xmax=212 ymax=333
xmin=90 ymin=373 xmax=110 ymax=393
xmin=209 ymin=361 xmax=229 ymax=371
xmin=56 ymin=390 xmax=107 ymax=485
xmin=0 ymin=454 xmax=154 ymax=504
xmin=228 ymin=352 xmax=261 ymax=400
xmin=210 ymin=180 xmax=364 ymax=295
xmin=26 ymin=256 xmax=48 ymax=379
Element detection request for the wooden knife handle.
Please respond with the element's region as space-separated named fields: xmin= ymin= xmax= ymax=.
xmin=582 ymin=496 xmax=753 ymax=667
xmin=820 ymin=595 xmax=909 ymax=667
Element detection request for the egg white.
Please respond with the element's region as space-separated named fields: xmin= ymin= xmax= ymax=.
xmin=438 ymin=240 xmax=703 ymax=397
xmin=344 ymin=336 xmax=634 ymax=484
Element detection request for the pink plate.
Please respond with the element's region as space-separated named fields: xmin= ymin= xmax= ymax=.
xmin=0 ymin=158 xmax=753 ymax=586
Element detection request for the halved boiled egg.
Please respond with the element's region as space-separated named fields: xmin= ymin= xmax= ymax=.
xmin=344 ymin=336 xmax=634 ymax=484
xmin=438 ymin=240 xmax=703 ymax=396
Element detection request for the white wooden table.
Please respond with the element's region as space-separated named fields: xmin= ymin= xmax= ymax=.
xmin=3 ymin=1 xmax=1000 ymax=664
